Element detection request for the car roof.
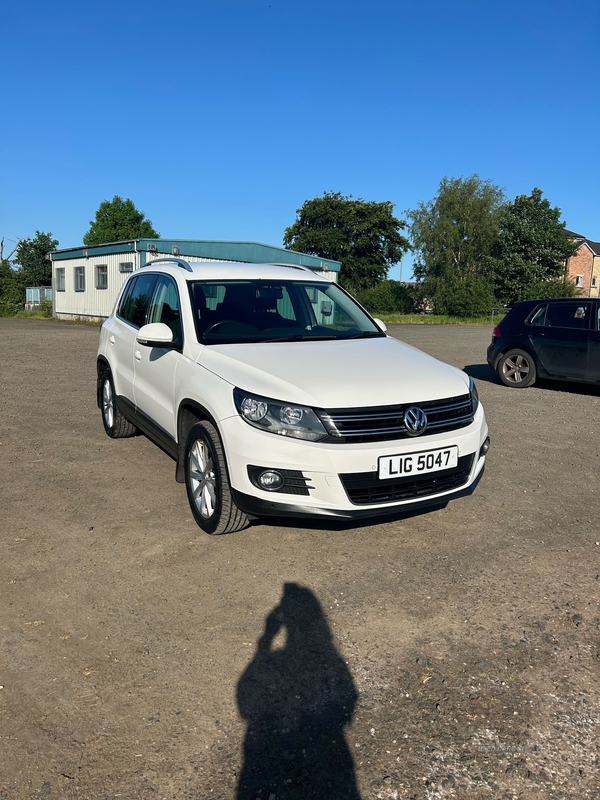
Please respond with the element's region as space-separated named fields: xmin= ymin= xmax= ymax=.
xmin=140 ymin=259 xmax=332 ymax=283
xmin=510 ymin=296 xmax=593 ymax=310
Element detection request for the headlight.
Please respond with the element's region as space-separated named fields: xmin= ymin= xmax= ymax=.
xmin=233 ymin=389 xmax=327 ymax=442
xmin=468 ymin=376 xmax=479 ymax=415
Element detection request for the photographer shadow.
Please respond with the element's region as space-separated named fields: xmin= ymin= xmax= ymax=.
xmin=236 ymin=583 xmax=362 ymax=799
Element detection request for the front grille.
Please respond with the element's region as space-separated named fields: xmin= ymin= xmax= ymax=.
xmin=340 ymin=454 xmax=474 ymax=505
xmin=318 ymin=394 xmax=474 ymax=443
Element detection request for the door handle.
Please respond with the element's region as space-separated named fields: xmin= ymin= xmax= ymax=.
xmin=134 ymin=349 xmax=142 ymax=361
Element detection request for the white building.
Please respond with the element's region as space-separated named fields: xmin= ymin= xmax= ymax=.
xmin=50 ymin=238 xmax=341 ymax=321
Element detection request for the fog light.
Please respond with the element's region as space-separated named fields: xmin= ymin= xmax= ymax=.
xmin=480 ymin=436 xmax=490 ymax=457
xmin=258 ymin=470 xmax=284 ymax=490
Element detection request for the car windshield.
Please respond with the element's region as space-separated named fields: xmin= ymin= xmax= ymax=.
xmin=189 ymin=279 xmax=384 ymax=344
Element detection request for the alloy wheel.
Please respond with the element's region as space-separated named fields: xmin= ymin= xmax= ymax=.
xmin=102 ymin=379 xmax=114 ymax=429
xmin=189 ymin=439 xmax=217 ymax=519
xmin=502 ymin=354 xmax=530 ymax=384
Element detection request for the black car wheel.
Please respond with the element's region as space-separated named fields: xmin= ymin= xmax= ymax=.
xmin=498 ymin=348 xmax=537 ymax=388
xmin=184 ymin=421 xmax=249 ymax=534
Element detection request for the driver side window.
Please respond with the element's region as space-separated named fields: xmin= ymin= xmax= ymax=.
xmin=147 ymin=276 xmax=182 ymax=345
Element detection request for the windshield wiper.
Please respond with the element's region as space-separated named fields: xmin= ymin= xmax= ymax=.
xmin=261 ymin=334 xmax=340 ymax=343
xmin=345 ymin=331 xmax=386 ymax=339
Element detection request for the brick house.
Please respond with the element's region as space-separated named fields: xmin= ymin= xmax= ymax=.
xmin=565 ymin=230 xmax=600 ymax=297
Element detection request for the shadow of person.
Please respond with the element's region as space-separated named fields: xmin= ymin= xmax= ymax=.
xmin=236 ymin=583 xmax=362 ymax=799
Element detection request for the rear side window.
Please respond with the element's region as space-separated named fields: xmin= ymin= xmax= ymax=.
xmin=118 ymin=273 xmax=158 ymax=327
xmin=528 ymin=305 xmax=547 ymax=326
xmin=545 ymin=302 xmax=590 ymax=329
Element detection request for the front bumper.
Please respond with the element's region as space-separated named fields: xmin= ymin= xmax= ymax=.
xmin=219 ymin=406 xmax=489 ymax=520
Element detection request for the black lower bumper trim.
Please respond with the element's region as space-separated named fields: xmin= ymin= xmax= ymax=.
xmin=231 ymin=465 xmax=484 ymax=522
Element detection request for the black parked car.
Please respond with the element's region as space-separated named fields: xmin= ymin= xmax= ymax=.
xmin=487 ymin=298 xmax=600 ymax=388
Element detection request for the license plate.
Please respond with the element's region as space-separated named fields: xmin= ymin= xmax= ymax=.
xmin=378 ymin=445 xmax=459 ymax=480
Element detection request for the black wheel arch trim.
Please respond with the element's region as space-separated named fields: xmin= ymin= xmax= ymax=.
xmin=96 ymin=357 xmax=111 ymax=408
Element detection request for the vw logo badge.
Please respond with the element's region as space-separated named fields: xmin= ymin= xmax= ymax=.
xmin=403 ymin=405 xmax=428 ymax=436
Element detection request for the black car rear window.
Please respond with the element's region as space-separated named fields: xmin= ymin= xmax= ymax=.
xmin=545 ymin=302 xmax=589 ymax=329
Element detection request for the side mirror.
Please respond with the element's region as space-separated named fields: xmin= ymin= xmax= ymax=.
xmin=137 ymin=322 xmax=175 ymax=347
xmin=373 ymin=318 xmax=387 ymax=333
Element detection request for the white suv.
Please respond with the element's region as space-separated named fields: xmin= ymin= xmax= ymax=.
xmin=97 ymin=259 xmax=489 ymax=534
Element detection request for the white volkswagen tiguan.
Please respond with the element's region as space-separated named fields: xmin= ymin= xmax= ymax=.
xmin=97 ymin=258 xmax=489 ymax=534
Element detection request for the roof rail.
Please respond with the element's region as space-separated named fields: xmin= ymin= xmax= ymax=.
xmin=266 ymin=262 xmax=314 ymax=272
xmin=144 ymin=257 xmax=194 ymax=272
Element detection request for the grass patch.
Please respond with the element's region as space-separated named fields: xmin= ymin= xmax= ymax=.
xmin=0 ymin=307 xmax=103 ymax=326
xmin=0 ymin=307 xmax=52 ymax=320
xmin=378 ymin=311 xmax=506 ymax=326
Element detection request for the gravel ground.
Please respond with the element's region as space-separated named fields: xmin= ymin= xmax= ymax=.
xmin=0 ymin=317 xmax=598 ymax=800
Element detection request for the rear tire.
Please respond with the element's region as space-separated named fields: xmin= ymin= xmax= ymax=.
xmin=184 ymin=421 xmax=249 ymax=535
xmin=100 ymin=368 xmax=138 ymax=438
xmin=498 ymin=348 xmax=537 ymax=388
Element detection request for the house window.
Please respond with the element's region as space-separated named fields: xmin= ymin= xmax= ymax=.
xmin=575 ymin=275 xmax=584 ymax=287
xmin=56 ymin=268 xmax=65 ymax=292
xmin=119 ymin=261 xmax=134 ymax=273
xmin=96 ymin=264 xmax=108 ymax=290
xmin=74 ymin=266 xmax=86 ymax=292
xmin=592 ymin=277 xmax=597 ymax=288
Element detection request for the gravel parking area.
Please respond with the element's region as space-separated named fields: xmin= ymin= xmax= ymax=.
xmin=1 ymin=317 xmax=599 ymax=799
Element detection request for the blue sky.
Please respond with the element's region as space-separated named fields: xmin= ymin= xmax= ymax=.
xmin=2 ymin=0 xmax=599 ymax=277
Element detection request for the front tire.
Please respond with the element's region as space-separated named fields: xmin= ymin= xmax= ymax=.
xmin=100 ymin=368 xmax=137 ymax=437
xmin=498 ymin=348 xmax=537 ymax=388
xmin=184 ymin=421 xmax=249 ymax=534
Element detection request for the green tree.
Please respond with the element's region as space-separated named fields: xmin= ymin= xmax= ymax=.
xmin=83 ymin=196 xmax=159 ymax=245
xmin=487 ymin=188 xmax=579 ymax=304
xmin=14 ymin=231 xmax=59 ymax=287
xmin=407 ymin=174 xmax=505 ymax=281
xmin=355 ymin=280 xmax=415 ymax=314
xmin=0 ymin=258 xmax=23 ymax=312
xmin=428 ymin=274 xmax=497 ymax=317
xmin=283 ymin=191 xmax=410 ymax=291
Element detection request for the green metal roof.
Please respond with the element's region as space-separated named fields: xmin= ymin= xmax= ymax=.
xmin=50 ymin=238 xmax=341 ymax=272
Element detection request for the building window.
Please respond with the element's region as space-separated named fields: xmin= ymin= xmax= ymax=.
xmin=119 ymin=261 xmax=134 ymax=273
xmin=96 ymin=264 xmax=108 ymax=290
xmin=592 ymin=277 xmax=597 ymax=288
xmin=74 ymin=266 xmax=86 ymax=292
xmin=56 ymin=268 xmax=65 ymax=292
xmin=575 ymin=275 xmax=584 ymax=288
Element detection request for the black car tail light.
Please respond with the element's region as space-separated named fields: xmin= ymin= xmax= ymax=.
xmin=492 ymin=325 xmax=501 ymax=339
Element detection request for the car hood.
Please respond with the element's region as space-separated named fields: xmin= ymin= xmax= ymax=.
xmin=197 ymin=336 xmax=470 ymax=409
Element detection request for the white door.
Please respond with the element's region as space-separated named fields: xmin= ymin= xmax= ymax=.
xmin=109 ymin=271 xmax=159 ymax=403
xmin=133 ymin=275 xmax=182 ymax=440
